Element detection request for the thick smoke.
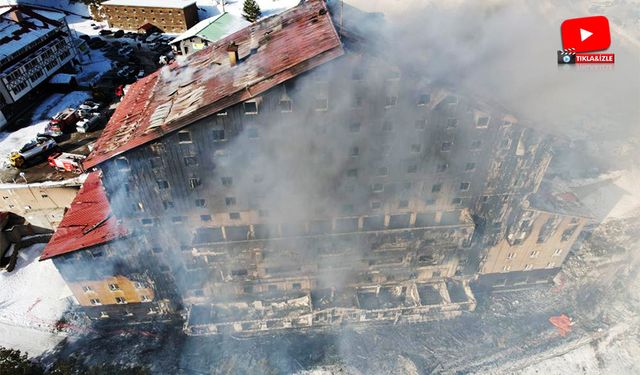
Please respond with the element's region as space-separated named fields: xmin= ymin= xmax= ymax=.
xmin=47 ymin=0 xmax=640 ymax=373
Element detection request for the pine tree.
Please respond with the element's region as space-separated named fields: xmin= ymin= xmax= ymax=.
xmin=242 ymin=0 xmax=262 ymax=23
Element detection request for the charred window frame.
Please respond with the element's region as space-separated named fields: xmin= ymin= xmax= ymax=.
xmin=115 ymin=157 xmax=130 ymax=171
xmin=417 ymin=94 xmax=431 ymax=106
xmin=212 ymin=127 xmax=226 ymax=141
xmin=184 ymin=156 xmax=198 ymax=166
xmin=280 ymin=98 xmax=292 ymax=113
xmin=371 ymin=183 xmax=384 ymax=193
xmin=476 ymin=116 xmax=490 ymax=128
xmin=186 ymin=176 xmax=200 ymax=189
xmin=178 ymin=130 xmax=192 ymax=143
xmin=243 ymin=100 xmax=258 ymax=115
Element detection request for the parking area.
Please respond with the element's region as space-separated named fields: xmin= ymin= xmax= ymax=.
xmin=81 ymin=29 xmax=175 ymax=83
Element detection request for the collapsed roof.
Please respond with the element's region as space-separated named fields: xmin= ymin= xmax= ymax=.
xmin=83 ymin=0 xmax=343 ymax=169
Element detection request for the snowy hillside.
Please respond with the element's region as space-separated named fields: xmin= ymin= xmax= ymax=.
xmin=0 ymin=244 xmax=70 ymax=356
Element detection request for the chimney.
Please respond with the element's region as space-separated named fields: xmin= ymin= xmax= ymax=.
xmin=226 ymin=42 xmax=239 ymax=66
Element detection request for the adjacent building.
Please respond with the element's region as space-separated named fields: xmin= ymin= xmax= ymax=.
xmin=40 ymin=172 xmax=171 ymax=320
xmin=41 ymin=0 xmax=570 ymax=333
xmin=0 ymin=5 xmax=77 ymax=128
xmin=170 ymin=12 xmax=249 ymax=56
xmin=0 ymin=179 xmax=82 ymax=230
xmin=101 ymin=0 xmax=199 ymax=33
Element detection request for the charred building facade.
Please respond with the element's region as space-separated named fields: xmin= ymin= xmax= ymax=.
xmin=42 ymin=0 xmax=561 ymax=333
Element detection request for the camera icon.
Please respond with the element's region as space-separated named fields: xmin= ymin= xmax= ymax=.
xmin=558 ymin=50 xmax=576 ymax=64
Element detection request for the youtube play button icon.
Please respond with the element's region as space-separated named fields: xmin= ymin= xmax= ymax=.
xmin=561 ymin=16 xmax=611 ymax=53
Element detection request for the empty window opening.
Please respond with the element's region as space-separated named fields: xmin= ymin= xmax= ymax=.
xmin=212 ymin=128 xmax=225 ymax=141
xmin=178 ymin=130 xmax=192 ymax=143
xmin=315 ymin=97 xmax=328 ymax=111
xmin=418 ymin=94 xmax=430 ymax=106
xmin=244 ymin=100 xmax=258 ymax=114
xmin=115 ymin=157 xmax=129 ymax=171
xmin=280 ymin=98 xmax=292 ymax=112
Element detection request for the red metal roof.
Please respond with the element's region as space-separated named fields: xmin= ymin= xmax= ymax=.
xmin=83 ymin=0 xmax=343 ymax=169
xmin=40 ymin=172 xmax=127 ymax=260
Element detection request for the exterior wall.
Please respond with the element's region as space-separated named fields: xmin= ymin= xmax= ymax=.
xmin=68 ymin=274 xmax=155 ymax=307
xmin=103 ymin=4 xmax=199 ymax=33
xmin=0 ymin=185 xmax=79 ymax=229
xmin=177 ymin=35 xmax=210 ymax=56
xmin=480 ymin=209 xmax=588 ymax=274
xmin=96 ymin=55 xmax=551 ymax=311
xmin=56 ymin=53 xmax=552 ymax=330
xmin=52 ymin=240 xmax=177 ymax=319
xmin=0 ymin=25 xmax=76 ymax=103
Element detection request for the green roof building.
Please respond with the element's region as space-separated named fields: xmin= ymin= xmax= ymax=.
xmin=170 ymin=12 xmax=249 ymax=56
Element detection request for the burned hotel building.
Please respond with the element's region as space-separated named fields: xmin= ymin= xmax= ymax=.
xmin=41 ymin=0 xmax=571 ymax=333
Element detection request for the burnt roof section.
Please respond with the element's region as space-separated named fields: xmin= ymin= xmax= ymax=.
xmin=528 ymin=182 xmax=593 ymax=219
xmin=83 ymin=0 xmax=343 ymax=169
xmin=40 ymin=172 xmax=127 ymax=260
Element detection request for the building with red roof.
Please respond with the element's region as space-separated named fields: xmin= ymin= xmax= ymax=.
xmin=40 ymin=172 xmax=127 ymax=261
xmin=42 ymin=0 xmax=568 ymax=331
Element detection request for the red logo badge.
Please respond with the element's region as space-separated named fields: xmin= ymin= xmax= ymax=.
xmin=561 ymin=16 xmax=611 ymax=53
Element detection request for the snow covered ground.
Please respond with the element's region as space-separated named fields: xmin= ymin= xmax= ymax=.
xmin=0 ymin=243 xmax=70 ymax=356
xmin=516 ymin=334 xmax=640 ymax=375
xmin=197 ymin=0 xmax=301 ymax=20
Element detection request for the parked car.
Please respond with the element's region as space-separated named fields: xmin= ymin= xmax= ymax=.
xmin=99 ymin=29 xmax=113 ymax=36
xmin=137 ymin=69 xmax=145 ymax=79
xmin=76 ymin=113 xmax=101 ymax=133
xmin=89 ymin=37 xmax=106 ymax=49
xmin=79 ymin=100 xmax=101 ymax=112
xmin=117 ymin=66 xmax=136 ymax=78
xmin=9 ymin=137 xmax=58 ymax=168
xmin=118 ymin=46 xmax=134 ymax=56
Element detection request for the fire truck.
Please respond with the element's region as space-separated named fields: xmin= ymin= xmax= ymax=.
xmin=47 ymin=153 xmax=86 ymax=173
